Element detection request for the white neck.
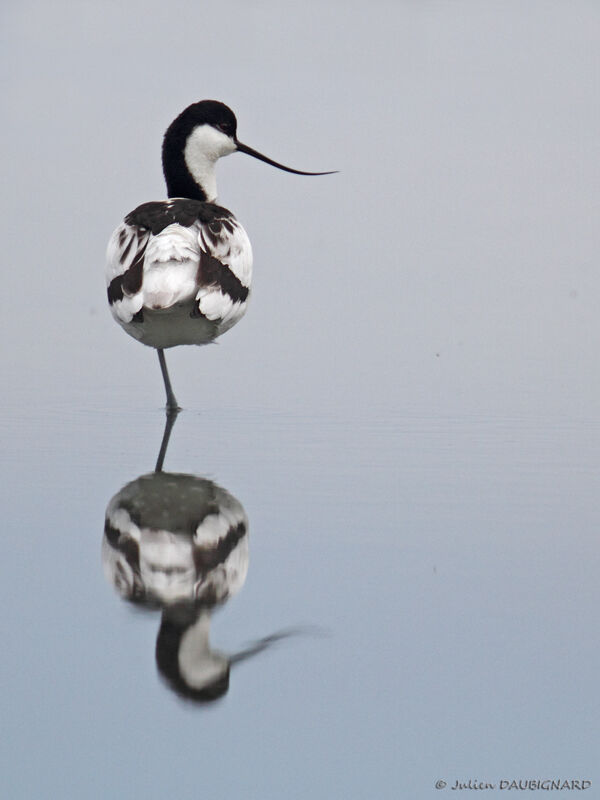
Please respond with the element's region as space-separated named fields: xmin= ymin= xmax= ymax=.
xmin=178 ymin=610 xmax=229 ymax=689
xmin=183 ymin=125 xmax=236 ymax=203
xmin=184 ymin=142 xmax=217 ymax=201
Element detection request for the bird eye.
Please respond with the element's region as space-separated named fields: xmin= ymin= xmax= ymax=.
xmin=216 ymin=123 xmax=230 ymax=134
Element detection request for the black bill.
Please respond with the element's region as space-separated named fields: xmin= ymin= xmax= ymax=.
xmin=235 ymin=141 xmax=337 ymax=175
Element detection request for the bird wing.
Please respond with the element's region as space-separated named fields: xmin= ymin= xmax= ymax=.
xmin=105 ymin=200 xmax=252 ymax=330
xmin=106 ymin=222 xmax=150 ymax=324
xmin=195 ymin=214 xmax=253 ymax=331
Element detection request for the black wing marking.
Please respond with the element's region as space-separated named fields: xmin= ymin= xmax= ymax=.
xmin=125 ymin=199 xmax=234 ymax=235
xmin=106 ymin=223 xmax=150 ymax=323
xmin=193 ymin=215 xmax=252 ymax=326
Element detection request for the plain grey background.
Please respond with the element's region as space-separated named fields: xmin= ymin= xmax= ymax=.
xmin=1 ymin=1 xmax=599 ymax=798
xmin=3 ymin=0 xmax=598 ymax=418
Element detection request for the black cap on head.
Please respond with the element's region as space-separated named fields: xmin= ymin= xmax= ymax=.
xmin=166 ymin=99 xmax=238 ymax=142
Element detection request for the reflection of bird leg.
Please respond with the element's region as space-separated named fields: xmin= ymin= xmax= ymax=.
xmin=155 ymin=405 xmax=180 ymax=473
xmin=157 ymin=348 xmax=180 ymax=412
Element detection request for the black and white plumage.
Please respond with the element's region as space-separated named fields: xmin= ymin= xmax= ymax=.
xmin=105 ymin=99 xmax=334 ymax=410
xmin=106 ymin=200 xmax=251 ymax=349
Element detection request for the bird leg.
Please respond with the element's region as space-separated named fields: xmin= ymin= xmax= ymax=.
xmin=157 ymin=348 xmax=180 ymax=411
xmin=155 ymin=404 xmax=180 ymax=472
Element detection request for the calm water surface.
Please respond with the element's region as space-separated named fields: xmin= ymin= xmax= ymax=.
xmin=2 ymin=397 xmax=598 ymax=797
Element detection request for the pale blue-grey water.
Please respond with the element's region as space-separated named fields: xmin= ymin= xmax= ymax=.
xmin=2 ymin=1 xmax=599 ymax=798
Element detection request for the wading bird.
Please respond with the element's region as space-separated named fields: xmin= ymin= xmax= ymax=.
xmin=105 ymin=100 xmax=334 ymax=410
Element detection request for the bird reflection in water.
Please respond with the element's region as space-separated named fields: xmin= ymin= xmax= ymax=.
xmin=102 ymin=411 xmax=295 ymax=703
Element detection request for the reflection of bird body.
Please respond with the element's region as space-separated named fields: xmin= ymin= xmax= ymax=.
xmin=103 ymin=472 xmax=248 ymax=607
xmin=103 ymin=467 xmax=249 ymax=702
xmin=105 ymin=100 xmax=334 ymax=409
xmin=102 ymin=412 xmax=312 ymax=703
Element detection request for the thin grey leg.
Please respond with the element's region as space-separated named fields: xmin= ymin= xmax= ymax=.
xmin=157 ymin=348 xmax=180 ymax=411
xmin=155 ymin=406 xmax=179 ymax=472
